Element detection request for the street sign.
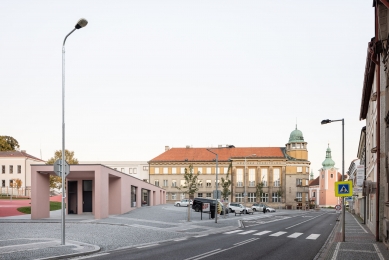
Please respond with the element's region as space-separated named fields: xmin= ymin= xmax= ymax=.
xmin=213 ymin=190 xmax=221 ymax=199
xmin=335 ymin=180 xmax=353 ymax=197
xmin=335 ymin=205 xmax=341 ymax=210
xmin=345 ymin=196 xmax=353 ymax=202
xmin=54 ymin=159 xmax=70 ymax=177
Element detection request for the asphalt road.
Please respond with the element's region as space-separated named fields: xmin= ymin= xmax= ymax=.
xmin=79 ymin=211 xmax=337 ymax=260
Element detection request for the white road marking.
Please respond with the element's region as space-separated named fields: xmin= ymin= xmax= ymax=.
xmin=331 ymin=242 xmax=340 ymax=260
xmin=238 ymin=230 xmax=257 ymax=235
xmin=306 ymin=234 xmax=320 ymax=240
xmin=136 ymin=243 xmax=159 ymax=248
xmin=223 ymin=230 xmax=243 ymax=234
xmin=253 ymin=231 xmax=272 ymax=236
xmin=193 ymin=234 xmax=208 ymax=238
xmin=287 ymin=232 xmax=303 ymax=238
xmin=76 ymin=253 xmax=110 ymax=259
xmin=373 ymin=244 xmax=385 ymax=260
xmin=270 ymin=232 xmax=287 ymax=237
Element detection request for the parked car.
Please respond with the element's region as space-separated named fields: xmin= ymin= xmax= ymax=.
xmin=174 ymin=199 xmax=192 ymax=207
xmin=228 ymin=203 xmax=253 ymax=214
xmin=192 ymin=198 xmax=225 ymax=215
xmin=251 ymin=203 xmax=276 ymax=212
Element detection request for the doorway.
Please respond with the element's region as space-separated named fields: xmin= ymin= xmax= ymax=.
xmin=68 ymin=181 xmax=77 ymax=214
xmin=83 ymin=180 xmax=92 ymax=212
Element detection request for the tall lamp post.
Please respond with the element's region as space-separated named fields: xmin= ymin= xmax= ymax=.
xmin=207 ymin=149 xmax=218 ymax=223
xmin=61 ymin=18 xmax=88 ymax=245
xmin=321 ymin=118 xmax=345 ymax=242
xmin=244 ymin=154 xmax=256 ymax=209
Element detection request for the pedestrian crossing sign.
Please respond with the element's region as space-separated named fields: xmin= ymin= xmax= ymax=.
xmin=335 ymin=181 xmax=353 ymax=197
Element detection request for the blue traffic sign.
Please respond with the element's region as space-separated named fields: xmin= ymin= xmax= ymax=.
xmin=335 ymin=181 xmax=353 ymax=197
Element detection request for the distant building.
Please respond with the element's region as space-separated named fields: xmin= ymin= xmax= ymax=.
xmin=0 ymin=150 xmax=45 ymax=197
xmin=148 ymin=126 xmax=311 ymax=209
xmin=309 ymin=145 xmax=342 ymax=208
xmin=79 ymin=161 xmax=149 ymax=182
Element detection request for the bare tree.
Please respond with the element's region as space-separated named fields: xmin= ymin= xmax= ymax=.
xmin=220 ymin=162 xmax=232 ymax=215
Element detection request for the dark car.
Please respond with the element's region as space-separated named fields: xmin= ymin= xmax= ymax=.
xmin=192 ymin=198 xmax=225 ymax=214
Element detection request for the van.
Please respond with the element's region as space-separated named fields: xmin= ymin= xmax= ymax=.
xmin=192 ymin=198 xmax=224 ymax=215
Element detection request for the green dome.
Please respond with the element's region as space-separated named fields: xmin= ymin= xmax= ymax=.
xmin=289 ymin=125 xmax=304 ymax=143
xmin=322 ymin=145 xmax=335 ymax=169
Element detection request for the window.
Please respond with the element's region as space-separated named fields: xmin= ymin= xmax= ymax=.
xmin=261 ymin=193 xmax=269 ymax=202
xmin=180 ymin=193 xmax=185 ymax=200
xmin=143 ymin=166 xmax=149 ymax=171
xmin=197 ymin=167 xmax=202 ymax=174
xmin=248 ymin=192 xmax=256 ymax=202
xmin=296 ymin=144 xmax=301 ymax=148
xmin=121 ymin=168 xmax=124 ymax=172
xmin=172 ymin=180 xmax=177 ymax=187
xmin=305 ymin=193 xmax=308 ymax=202
xmin=172 ymin=168 xmax=177 ymax=174
xmin=322 ymin=174 xmax=324 ymax=179
xmin=312 ymin=191 xmax=316 ymax=197
xmin=180 ymin=180 xmax=186 ymax=186
xmin=9 ymin=179 xmax=13 ymax=186
xmin=261 ymin=168 xmax=268 ymax=187
xmin=206 ymin=193 xmax=212 ymax=199
xmin=197 ymin=180 xmax=203 ymax=187
xmin=273 ymin=168 xmax=280 ymax=187
xmin=306 ymin=167 xmax=309 ymax=173
xmin=206 ymin=180 xmax=211 ymax=187
xmin=297 ymin=167 xmax=302 ymax=173
xmin=133 ymin=168 xmax=137 ymax=174
xmin=1 ymin=180 xmax=4 ymax=187
xmin=1 ymin=165 xmax=4 ymax=174
xmin=17 ymin=165 xmax=21 ymax=174
xmin=198 ymin=193 xmax=203 ymax=198
xmin=163 ymin=180 xmax=168 ymax=187
xmin=129 ymin=168 xmax=133 ymax=174
xmin=296 ymin=192 xmax=302 ymax=202
xmin=296 ymin=179 xmax=302 ymax=186
xmin=272 ymin=192 xmax=280 ymax=202
xmin=163 ymin=168 xmax=168 ymax=174
xmin=171 ymin=193 xmax=176 ymax=200
xmin=292 ymin=143 xmax=296 ymax=148
xmin=237 ymin=169 xmax=243 ymax=187
xmin=224 ymin=167 xmax=228 ymax=174
xmin=206 ymin=167 xmax=211 ymax=174
xmin=9 ymin=166 xmax=13 ymax=174
xmin=155 ymin=168 xmax=160 ymax=174
xmin=249 ymin=169 xmax=255 ymax=187
xmin=235 ymin=193 xmax=243 ymax=202
xmin=154 ymin=180 xmax=159 ymax=186
xmin=181 ymin=167 xmax=185 ymax=174
xmin=331 ymin=174 xmax=333 ymax=178
xmin=166 ymin=193 xmax=169 ymax=200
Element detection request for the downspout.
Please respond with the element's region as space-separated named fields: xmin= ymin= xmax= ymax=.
xmin=24 ymin=157 xmax=27 ymax=196
xmin=375 ymin=6 xmax=381 ymax=241
xmin=363 ymin=126 xmax=367 ymax=225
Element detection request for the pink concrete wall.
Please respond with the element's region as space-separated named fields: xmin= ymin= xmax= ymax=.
xmin=31 ymin=164 xmax=165 ymax=220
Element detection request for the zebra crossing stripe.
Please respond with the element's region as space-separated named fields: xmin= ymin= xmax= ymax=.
xmin=253 ymin=231 xmax=272 ymax=236
xmin=287 ymin=232 xmax=303 ymax=238
xmin=306 ymin=234 xmax=320 ymax=240
xmin=269 ymin=232 xmax=287 ymax=237
xmin=224 ymin=230 xmax=243 ymax=234
xmin=238 ymin=230 xmax=257 ymax=235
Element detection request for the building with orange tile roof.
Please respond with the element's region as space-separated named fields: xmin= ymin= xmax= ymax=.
xmin=149 ymin=126 xmax=311 ymax=209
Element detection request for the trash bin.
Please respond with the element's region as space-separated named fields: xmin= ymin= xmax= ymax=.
xmin=132 ymin=202 xmax=136 ymax=207
xmin=210 ymin=210 xmax=215 ymax=219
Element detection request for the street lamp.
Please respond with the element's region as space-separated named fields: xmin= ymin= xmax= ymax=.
xmin=321 ymin=118 xmax=345 ymax=242
xmin=61 ymin=18 xmax=88 ymax=245
xmin=244 ymin=154 xmax=256 ymax=209
xmin=207 ymin=149 xmax=218 ymax=223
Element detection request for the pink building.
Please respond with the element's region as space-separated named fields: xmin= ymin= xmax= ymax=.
xmin=309 ymin=146 xmax=342 ymax=207
xmin=31 ymin=164 xmax=166 ymax=219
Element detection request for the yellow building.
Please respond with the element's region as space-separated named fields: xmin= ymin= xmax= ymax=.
xmin=148 ymin=126 xmax=310 ymax=209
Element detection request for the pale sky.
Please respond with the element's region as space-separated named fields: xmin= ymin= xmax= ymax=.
xmin=1 ymin=1 xmax=373 ymax=178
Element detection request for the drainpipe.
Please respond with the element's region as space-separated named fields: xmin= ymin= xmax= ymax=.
xmin=375 ymin=8 xmax=381 ymax=241
xmin=363 ymin=126 xmax=367 ymax=225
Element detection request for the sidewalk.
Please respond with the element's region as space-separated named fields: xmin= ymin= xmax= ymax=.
xmin=316 ymin=211 xmax=389 ymax=260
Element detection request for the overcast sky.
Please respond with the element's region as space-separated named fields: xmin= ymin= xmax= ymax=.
xmin=1 ymin=1 xmax=373 ymax=177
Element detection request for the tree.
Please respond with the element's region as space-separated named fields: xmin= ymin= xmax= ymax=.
xmin=10 ymin=178 xmax=22 ymax=198
xmin=220 ymin=162 xmax=232 ymax=215
xmin=276 ymin=189 xmax=284 ymax=208
xmin=175 ymin=164 xmax=199 ymax=221
xmin=0 ymin=136 xmax=20 ymax=151
xmin=255 ymin=181 xmax=264 ymax=203
xmin=46 ymin=150 xmax=79 ymax=192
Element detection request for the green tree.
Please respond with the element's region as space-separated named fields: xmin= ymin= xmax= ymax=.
xmin=46 ymin=150 xmax=79 ymax=191
xmin=0 ymin=136 xmax=20 ymax=151
xmin=175 ymin=164 xmax=199 ymax=221
xmin=220 ymin=162 xmax=232 ymax=215
xmin=255 ymin=181 xmax=264 ymax=203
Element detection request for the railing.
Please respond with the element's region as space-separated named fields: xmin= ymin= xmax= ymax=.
xmin=0 ymin=187 xmax=31 ymax=197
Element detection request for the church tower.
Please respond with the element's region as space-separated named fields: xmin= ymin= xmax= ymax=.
xmin=285 ymin=125 xmax=308 ymax=160
xmin=318 ymin=144 xmax=339 ymax=207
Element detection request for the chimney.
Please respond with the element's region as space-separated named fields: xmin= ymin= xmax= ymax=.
xmin=186 ymin=145 xmax=190 ymax=148
xmin=165 ymin=146 xmax=170 ymax=151
xmin=21 ymin=150 xmax=26 ymax=153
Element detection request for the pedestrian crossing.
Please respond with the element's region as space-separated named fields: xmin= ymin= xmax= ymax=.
xmin=223 ymin=229 xmax=320 ymax=240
